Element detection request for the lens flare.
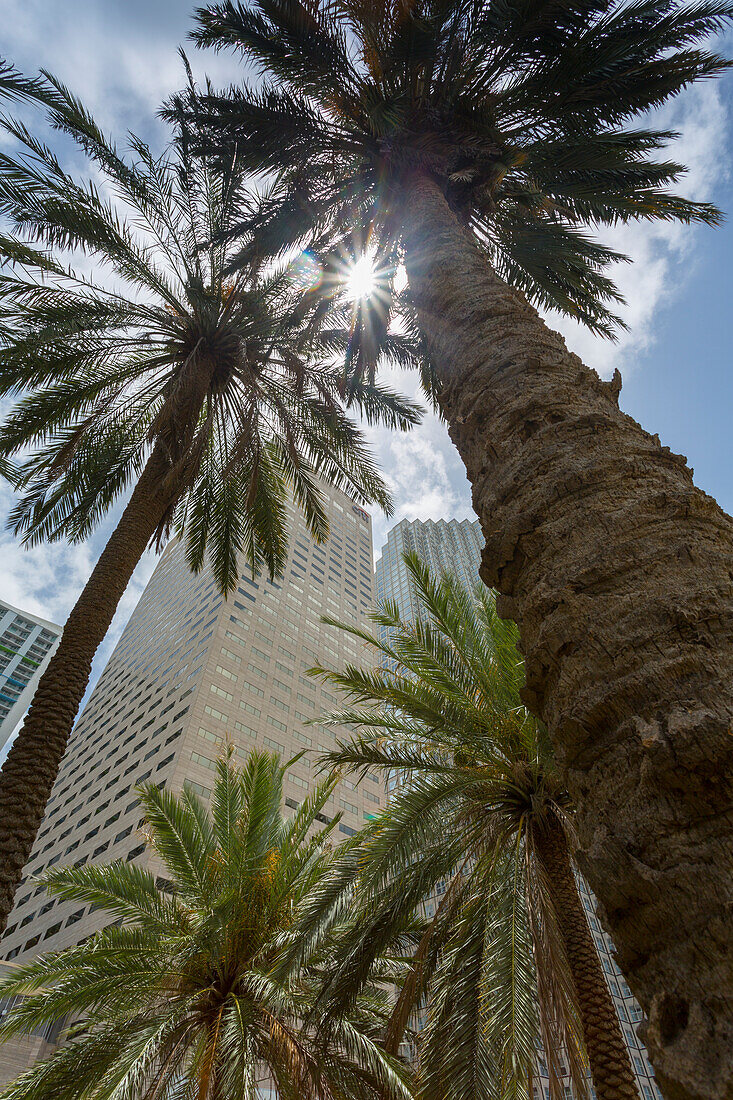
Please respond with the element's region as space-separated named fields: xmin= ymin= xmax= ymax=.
xmin=290 ymin=250 xmax=322 ymax=291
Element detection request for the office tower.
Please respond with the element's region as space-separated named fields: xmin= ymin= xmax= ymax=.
xmin=0 ymin=601 xmax=60 ymax=750
xmin=376 ymin=515 xmax=661 ymax=1100
xmin=375 ymin=516 xmax=483 ymax=624
xmin=0 ymin=482 xmax=380 ymax=1016
xmin=375 ymin=517 xmax=484 ymax=795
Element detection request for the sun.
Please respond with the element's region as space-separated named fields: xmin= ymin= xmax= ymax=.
xmin=345 ymin=254 xmax=377 ymax=301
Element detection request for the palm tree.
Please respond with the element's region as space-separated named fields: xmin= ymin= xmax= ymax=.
xmin=0 ymin=73 xmax=420 ymax=936
xmin=306 ymin=553 xmax=640 ymax=1100
xmin=183 ymin=6 xmax=733 ymax=1094
xmin=0 ymin=750 xmax=414 ymax=1100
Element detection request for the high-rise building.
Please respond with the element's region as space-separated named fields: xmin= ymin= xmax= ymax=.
xmin=375 ymin=517 xmax=484 ymax=796
xmin=375 ymin=515 xmax=661 ymax=1100
xmin=0 ymin=482 xmax=381 ymax=1077
xmin=0 ymin=601 xmax=61 ymax=750
xmin=375 ymin=516 xmax=483 ymax=624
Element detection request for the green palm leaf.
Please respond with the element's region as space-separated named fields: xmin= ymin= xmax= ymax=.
xmin=0 ymin=752 xmax=414 ymax=1100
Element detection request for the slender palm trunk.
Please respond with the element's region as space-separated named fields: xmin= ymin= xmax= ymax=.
xmin=402 ymin=170 xmax=733 ymax=1100
xmin=0 ymin=444 xmax=175 ymax=932
xmin=535 ymin=814 xmax=640 ymax=1100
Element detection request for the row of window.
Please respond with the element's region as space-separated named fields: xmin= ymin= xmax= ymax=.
xmin=22 ymin=723 xmax=186 ymax=885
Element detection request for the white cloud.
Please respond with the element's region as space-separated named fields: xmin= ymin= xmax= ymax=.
xmin=360 ymin=362 xmax=476 ymax=557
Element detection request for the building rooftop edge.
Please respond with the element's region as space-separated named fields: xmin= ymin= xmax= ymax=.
xmin=0 ymin=599 xmax=62 ymax=635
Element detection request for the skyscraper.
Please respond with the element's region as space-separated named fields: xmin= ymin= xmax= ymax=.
xmin=375 ymin=516 xmax=483 ymax=625
xmin=375 ymin=515 xmax=661 ymax=1100
xmin=0 ymin=601 xmax=60 ymax=750
xmin=0 ymin=481 xmax=381 ymax=1000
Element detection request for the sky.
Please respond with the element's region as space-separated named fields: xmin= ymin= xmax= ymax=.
xmin=1 ymin=0 xmax=732 ymax=746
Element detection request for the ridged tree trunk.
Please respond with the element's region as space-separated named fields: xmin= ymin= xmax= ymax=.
xmin=0 ymin=443 xmax=176 ymax=932
xmin=535 ymin=813 xmax=640 ymax=1100
xmin=402 ymin=170 xmax=733 ymax=1100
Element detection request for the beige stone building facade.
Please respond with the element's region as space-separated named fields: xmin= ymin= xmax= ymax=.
xmin=0 ymin=482 xmax=381 ymax=1080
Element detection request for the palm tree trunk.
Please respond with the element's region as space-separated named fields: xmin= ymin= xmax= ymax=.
xmin=402 ymin=170 xmax=733 ymax=1100
xmin=0 ymin=443 xmax=175 ymax=932
xmin=535 ymin=813 xmax=640 ymax=1100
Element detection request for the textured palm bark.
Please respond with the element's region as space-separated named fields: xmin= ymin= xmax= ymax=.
xmin=403 ymin=171 xmax=733 ymax=1100
xmin=535 ymin=814 xmax=640 ymax=1100
xmin=0 ymin=444 xmax=174 ymax=934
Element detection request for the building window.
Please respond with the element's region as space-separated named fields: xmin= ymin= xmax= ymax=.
xmin=220 ymin=647 xmax=241 ymax=665
xmin=184 ymin=780 xmax=211 ymax=799
xmin=204 ymin=704 xmax=228 ymax=723
xmin=209 ymin=684 xmax=233 ymax=702
xmin=190 ymin=751 xmax=216 ymax=771
xmin=198 ymin=727 xmax=223 ymax=746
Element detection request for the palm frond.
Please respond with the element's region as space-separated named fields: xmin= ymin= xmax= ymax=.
xmin=0 ymin=753 xmax=412 ymax=1100
xmin=0 ymin=69 xmax=418 ymax=588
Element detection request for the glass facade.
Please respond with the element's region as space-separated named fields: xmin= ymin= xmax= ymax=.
xmin=375 ymin=516 xmax=483 ymax=626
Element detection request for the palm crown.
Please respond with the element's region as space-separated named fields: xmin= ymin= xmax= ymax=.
xmin=0 ymin=71 xmax=420 ymax=590
xmin=189 ymin=0 xmax=732 ymax=334
xmin=0 ymin=751 xmax=413 ymax=1100
xmin=300 ymin=554 xmax=594 ymax=1100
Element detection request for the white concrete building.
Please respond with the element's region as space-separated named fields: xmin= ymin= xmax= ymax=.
xmin=0 ymin=601 xmax=61 ymax=750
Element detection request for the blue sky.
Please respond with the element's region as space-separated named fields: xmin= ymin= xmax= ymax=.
xmin=1 ymin=0 xmax=732 ymax=742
